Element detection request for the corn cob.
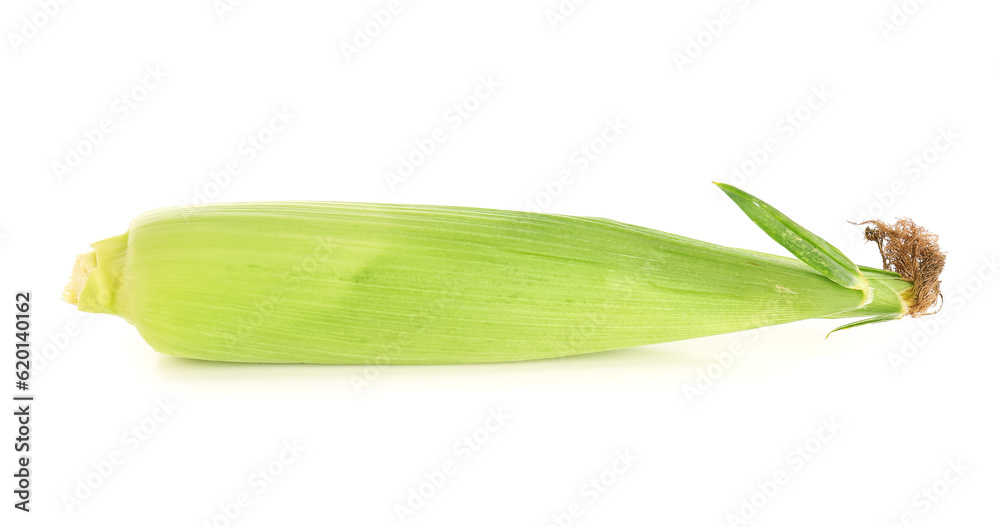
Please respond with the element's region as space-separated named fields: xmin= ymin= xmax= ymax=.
xmin=63 ymin=184 xmax=943 ymax=364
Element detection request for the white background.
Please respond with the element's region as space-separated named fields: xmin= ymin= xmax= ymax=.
xmin=2 ymin=1 xmax=999 ymax=525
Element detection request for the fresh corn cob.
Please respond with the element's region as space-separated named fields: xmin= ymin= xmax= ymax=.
xmin=63 ymin=184 xmax=943 ymax=364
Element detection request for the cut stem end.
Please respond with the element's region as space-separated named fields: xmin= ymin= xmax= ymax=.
xmin=63 ymin=251 xmax=95 ymax=306
xmin=62 ymin=232 xmax=130 ymax=316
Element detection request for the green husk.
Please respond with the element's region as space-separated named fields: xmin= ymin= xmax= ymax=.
xmin=63 ymin=185 xmax=927 ymax=364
